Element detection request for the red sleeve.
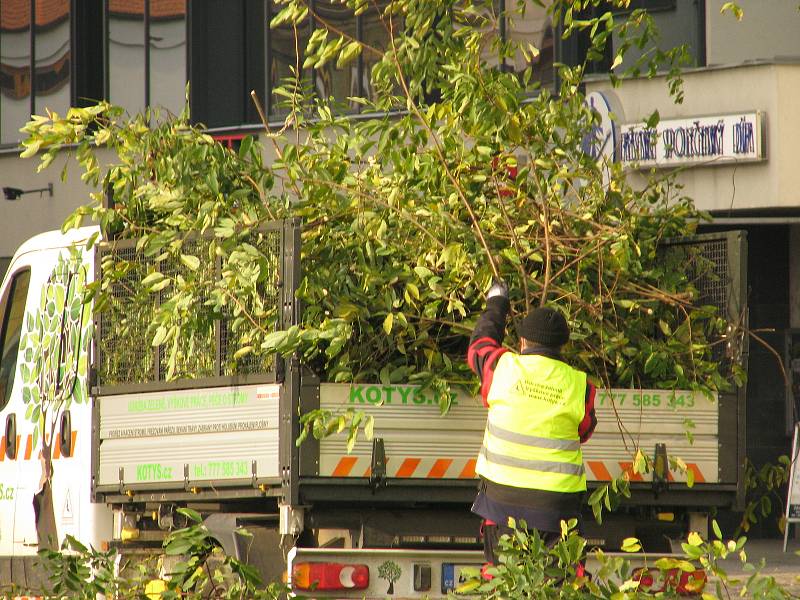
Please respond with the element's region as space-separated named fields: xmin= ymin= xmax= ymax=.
xmin=467 ymin=337 xmax=508 ymax=407
xmin=467 ymin=296 xmax=510 ymax=408
xmin=578 ymin=382 xmax=597 ymax=443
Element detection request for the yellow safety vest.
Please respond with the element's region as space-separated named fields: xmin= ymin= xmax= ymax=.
xmin=476 ymin=353 xmax=587 ymax=493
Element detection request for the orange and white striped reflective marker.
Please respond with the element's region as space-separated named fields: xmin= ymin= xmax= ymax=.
xmin=327 ymin=456 xmax=707 ymax=482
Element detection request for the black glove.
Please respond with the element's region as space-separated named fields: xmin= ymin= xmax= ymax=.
xmin=487 ymin=278 xmax=508 ymax=299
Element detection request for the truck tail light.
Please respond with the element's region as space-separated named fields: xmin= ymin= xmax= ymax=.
xmin=292 ymin=562 xmax=370 ymax=591
xmin=676 ymin=569 xmax=706 ymax=595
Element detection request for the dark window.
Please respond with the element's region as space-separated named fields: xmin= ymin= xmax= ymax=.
xmin=266 ymin=1 xmax=396 ymax=117
xmin=616 ymin=0 xmax=677 ymax=13
xmin=189 ymin=1 xmax=400 ymax=126
xmin=0 ymin=269 xmax=30 ymax=410
xmin=359 ymin=1 xmax=393 ymax=103
xmin=106 ymin=0 xmax=188 ymax=117
xmin=34 ymin=0 xmax=72 ymax=119
xmin=1 ymin=2 xmax=36 ymax=144
xmin=108 ymin=0 xmax=145 ymax=115
xmin=505 ymin=2 xmax=556 ymax=88
xmin=313 ymin=3 xmax=357 ymax=111
xmin=0 ymin=1 xmax=103 ymax=146
xmin=190 ymin=0 xmax=263 ymax=128
xmin=266 ymin=0 xmax=307 ymax=117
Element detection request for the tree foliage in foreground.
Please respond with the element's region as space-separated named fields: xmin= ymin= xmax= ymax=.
xmin=18 ymin=515 xmax=795 ymax=599
xmin=22 ymin=0 xmax=742 ymax=405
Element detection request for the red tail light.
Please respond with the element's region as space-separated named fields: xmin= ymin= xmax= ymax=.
xmin=632 ymin=567 xmax=706 ymax=595
xmin=292 ymin=562 xmax=370 ymax=591
xmin=676 ymin=569 xmax=706 ymax=595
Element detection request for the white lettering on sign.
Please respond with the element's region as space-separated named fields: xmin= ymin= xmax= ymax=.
xmin=105 ymin=419 xmax=271 ymax=439
xmin=619 ymin=112 xmax=764 ymax=168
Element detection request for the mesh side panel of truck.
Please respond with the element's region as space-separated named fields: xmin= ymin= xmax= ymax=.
xmin=220 ymin=229 xmax=282 ymax=376
xmin=97 ymin=245 xmax=157 ymax=385
xmin=156 ymin=237 xmax=216 ymax=380
xmin=659 ymin=232 xmax=745 ymax=369
xmin=95 ymin=224 xmax=288 ymax=390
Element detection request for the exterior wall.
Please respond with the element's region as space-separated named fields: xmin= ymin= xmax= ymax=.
xmin=706 ymin=0 xmax=800 ymax=66
xmin=0 ymin=150 xmax=99 ymax=258
xmin=587 ymin=63 xmax=800 ymax=213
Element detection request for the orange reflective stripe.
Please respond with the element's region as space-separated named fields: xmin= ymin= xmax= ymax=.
xmin=54 ymin=431 xmax=79 ymax=459
xmin=395 ymin=458 xmax=421 ymax=478
xmin=332 ymin=456 xmax=358 ymax=477
xmin=619 ymin=462 xmax=643 ymax=482
xmin=459 ymin=458 xmax=477 ymax=478
xmin=427 ymin=459 xmax=453 ymax=478
xmin=686 ymin=463 xmax=705 ymax=483
xmin=587 ymin=461 xmax=612 ymax=481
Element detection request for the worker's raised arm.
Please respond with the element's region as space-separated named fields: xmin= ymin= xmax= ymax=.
xmin=578 ymin=383 xmax=597 ymax=443
xmin=467 ymin=280 xmax=510 ymax=406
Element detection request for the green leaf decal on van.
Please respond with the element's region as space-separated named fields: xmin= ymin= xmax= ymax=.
xmin=20 ymin=248 xmax=93 ymax=439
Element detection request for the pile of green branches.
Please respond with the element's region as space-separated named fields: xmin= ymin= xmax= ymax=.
xmin=22 ymin=0 xmax=739 ymax=404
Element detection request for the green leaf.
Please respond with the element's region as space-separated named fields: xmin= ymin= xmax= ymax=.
xmin=720 ymin=2 xmax=744 ymax=20
xmin=712 ymin=519 xmax=722 ymax=540
xmin=180 ymin=254 xmax=201 ymax=271
xmin=150 ymin=278 xmax=171 ymax=292
xmin=141 ymin=272 xmax=165 ymax=286
xmin=233 ymin=346 xmax=253 ymax=359
xmin=383 ymin=313 xmax=394 ymax=335
xmin=645 ymin=109 xmax=661 ymax=129
xmin=177 ymin=507 xmax=202 ymax=523
xmin=687 ymin=531 xmax=703 ymax=546
xmin=621 ymin=537 xmax=641 ymax=553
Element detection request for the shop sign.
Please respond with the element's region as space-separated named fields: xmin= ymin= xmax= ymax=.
xmin=619 ymin=111 xmax=765 ymax=168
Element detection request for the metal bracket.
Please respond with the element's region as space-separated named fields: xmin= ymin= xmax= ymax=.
xmin=251 ymin=460 xmax=258 ymax=487
xmin=118 ymin=467 xmax=125 ymax=495
xmin=279 ymin=503 xmax=304 ymax=536
xmin=369 ymin=437 xmax=386 ymax=491
xmin=652 ymin=443 xmax=669 ymax=496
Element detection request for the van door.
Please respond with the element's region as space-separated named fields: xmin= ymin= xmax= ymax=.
xmin=0 ymin=267 xmax=32 ymax=565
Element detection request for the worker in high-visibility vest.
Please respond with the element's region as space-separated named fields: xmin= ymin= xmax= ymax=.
xmin=467 ymin=279 xmax=597 ymax=565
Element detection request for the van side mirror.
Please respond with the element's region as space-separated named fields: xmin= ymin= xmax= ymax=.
xmin=5 ymin=414 xmax=16 ymax=459
xmin=59 ymin=411 xmax=72 ymax=458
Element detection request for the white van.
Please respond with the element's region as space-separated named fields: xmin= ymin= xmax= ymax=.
xmin=0 ymin=226 xmax=111 ymax=583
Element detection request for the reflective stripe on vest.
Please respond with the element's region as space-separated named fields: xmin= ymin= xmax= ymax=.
xmin=479 ymin=447 xmax=585 ymax=476
xmin=476 ymin=352 xmax=587 ymax=493
xmin=486 ymin=421 xmax=580 ymax=452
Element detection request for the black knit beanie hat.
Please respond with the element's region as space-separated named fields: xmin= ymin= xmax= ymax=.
xmin=519 ymin=307 xmax=570 ymax=348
